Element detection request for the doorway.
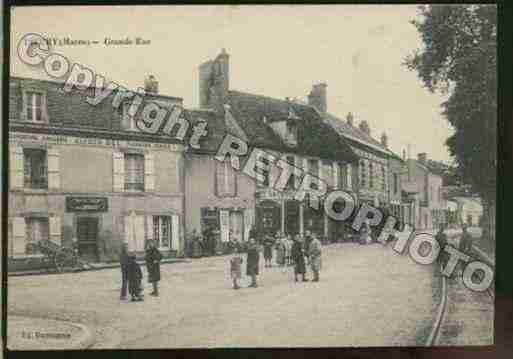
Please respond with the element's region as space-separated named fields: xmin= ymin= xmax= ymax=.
xmin=77 ymin=217 xmax=99 ymax=262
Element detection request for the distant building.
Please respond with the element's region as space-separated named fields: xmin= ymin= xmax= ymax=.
xmin=401 ymin=153 xmax=445 ymax=229
xmin=452 ymin=197 xmax=483 ymax=227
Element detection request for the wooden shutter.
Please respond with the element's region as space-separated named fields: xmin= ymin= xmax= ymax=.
xmin=146 ymin=215 xmax=154 ymax=244
xmin=171 ymin=215 xmax=179 ymax=251
xmin=10 ymin=145 xmax=24 ymax=189
xmin=220 ymin=210 xmax=230 ymax=243
xmin=47 ymin=148 xmax=60 ymax=190
xmin=12 ymin=217 xmax=27 ymax=255
xmin=333 ymin=162 xmax=339 ymax=189
xmin=113 ymin=151 xmax=125 ymax=192
xmin=144 ymin=152 xmax=155 ymax=192
xmin=124 ymin=215 xmax=136 ymax=252
xmin=49 ymin=215 xmax=62 ymax=245
xmin=134 ymin=215 xmax=145 ymax=252
xmin=216 ymin=159 xmax=226 ymax=196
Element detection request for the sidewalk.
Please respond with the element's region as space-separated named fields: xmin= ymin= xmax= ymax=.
xmin=8 ymin=257 xmax=190 ymax=277
xmin=7 ymin=315 xmax=95 ymax=350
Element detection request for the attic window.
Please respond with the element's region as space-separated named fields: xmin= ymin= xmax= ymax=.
xmin=285 ymin=119 xmax=298 ymax=146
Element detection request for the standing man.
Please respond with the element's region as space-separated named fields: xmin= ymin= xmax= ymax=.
xmin=119 ymin=242 xmax=129 ymax=300
xmin=246 ymin=238 xmax=260 ymax=288
xmin=145 ymin=240 xmax=163 ymax=297
xmin=308 ymin=234 xmax=322 ymax=282
xmin=263 ymin=234 xmax=274 ymax=268
xmin=435 ymin=224 xmax=448 ymax=266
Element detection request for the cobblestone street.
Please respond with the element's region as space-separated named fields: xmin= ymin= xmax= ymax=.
xmin=7 ymin=243 xmax=456 ymax=349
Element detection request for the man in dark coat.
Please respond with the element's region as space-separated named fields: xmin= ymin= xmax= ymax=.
xmin=246 ymin=238 xmax=260 ymax=288
xmin=435 ymin=224 xmax=448 ymax=267
xmin=292 ymin=235 xmax=308 ymax=282
xmin=145 ymin=240 xmax=163 ymax=296
xmin=459 ymin=224 xmax=474 ymax=254
xmin=120 ymin=242 xmax=129 ymax=300
xmin=127 ymin=254 xmax=143 ymax=302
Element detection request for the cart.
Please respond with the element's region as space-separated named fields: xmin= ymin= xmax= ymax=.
xmin=27 ymin=239 xmax=81 ymax=273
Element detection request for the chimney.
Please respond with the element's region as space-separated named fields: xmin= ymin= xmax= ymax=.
xmin=307 ymin=82 xmax=327 ymax=113
xmin=417 ymin=152 xmax=427 ymax=164
xmin=359 ymin=120 xmax=370 ymax=136
xmin=381 ymin=132 xmax=388 ymax=148
xmin=346 ymin=112 xmax=354 ymax=126
xmin=199 ymin=48 xmax=230 ymax=108
xmin=144 ymin=74 xmax=159 ymax=94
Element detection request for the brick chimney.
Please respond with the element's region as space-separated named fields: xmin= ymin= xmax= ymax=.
xmin=144 ymin=74 xmax=159 ymax=94
xmin=199 ymin=48 xmax=230 ymax=108
xmin=346 ymin=112 xmax=354 ymax=126
xmin=417 ymin=152 xmax=427 ymax=164
xmin=359 ymin=120 xmax=370 ymax=136
xmin=381 ymin=132 xmax=388 ymax=148
xmin=307 ymin=82 xmax=327 ymax=113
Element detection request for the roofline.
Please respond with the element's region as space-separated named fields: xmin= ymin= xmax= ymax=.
xmin=320 ymin=111 xmax=393 ymax=157
xmin=10 ymin=75 xmax=184 ymax=101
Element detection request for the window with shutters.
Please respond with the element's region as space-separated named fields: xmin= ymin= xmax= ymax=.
xmin=153 ymin=216 xmax=171 ymax=249
xmin=24 ymin=148 xmax=47 ymax=189
xmin=25 ymin=91 xmax=45 ymax=123
xmin=124 ymin=153 xmax=145 ymax=191
xmin=25 ymin=217 xmax=49 ymax=254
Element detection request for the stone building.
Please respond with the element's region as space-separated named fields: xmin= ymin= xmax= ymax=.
xmin=7 ymin=76 xmax=189 ymax=268
xmin=187 ymin=49 xmax=358 ymax=244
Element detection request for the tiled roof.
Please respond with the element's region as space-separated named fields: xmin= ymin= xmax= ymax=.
xmin=321 ymin=112 xmax=392 ymax=156
xmin=225 ymin=90 xmax=358 ymax=163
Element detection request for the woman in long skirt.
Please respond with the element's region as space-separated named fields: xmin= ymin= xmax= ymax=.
xmin=246 ymin=238 xmax=260 ymax=288
xmin=291 ymin=235 xmax=308 ymax=282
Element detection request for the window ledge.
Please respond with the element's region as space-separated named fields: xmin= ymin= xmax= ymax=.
xmin=10 ymin=254 xmax=46 ymax=260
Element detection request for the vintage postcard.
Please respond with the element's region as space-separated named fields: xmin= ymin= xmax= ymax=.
xmin=5 ymin=4 xmax=496 ymax=350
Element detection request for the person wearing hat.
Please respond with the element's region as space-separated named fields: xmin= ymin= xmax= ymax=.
xmin=145 ymin=239 xmax=163 ymax=296
xmin=263 ymin=234 xmax=274 ymax=268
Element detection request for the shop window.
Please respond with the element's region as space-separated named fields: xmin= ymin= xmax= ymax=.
xmin=153 ymin=216 xmax=171 ymax=249
xmin=125 ymin=153 xmax=145 ymax=191
xmin=25 ymin=217 xmax=49 ymax=254
xmin=25 ymin=91 xmax=45 ymax=123
xmin=24 ymin=148 xmax=48 ymax=189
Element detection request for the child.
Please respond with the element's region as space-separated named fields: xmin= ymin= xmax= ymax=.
xmin=127 ymin=254 xmax=144 ymax=301
xmin=230 ymin=248 xmax=243 ymax=289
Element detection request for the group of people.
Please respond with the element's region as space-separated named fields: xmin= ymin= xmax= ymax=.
xmin=229 ymin=230 xmax=323 ymax=290
xmin=120 ymin=240 xmax=163 ymax=302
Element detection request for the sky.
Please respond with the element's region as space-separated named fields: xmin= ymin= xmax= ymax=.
xmin=10 ymin=5 xmax=454 ymax=162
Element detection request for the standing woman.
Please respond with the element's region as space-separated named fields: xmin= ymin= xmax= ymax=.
xmin=275 ymin=232 xmax=286 ymax=267
xmin=246 ymin=238 xmax=260 ymax=288
xmin=145 ymin=240 xmax=163 ymax=296
xmin=291 ymin=235 xmax=308 ymax=282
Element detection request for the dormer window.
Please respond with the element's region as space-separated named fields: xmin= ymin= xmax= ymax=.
xmin=285 ymin=119 xmax=298 ymax=146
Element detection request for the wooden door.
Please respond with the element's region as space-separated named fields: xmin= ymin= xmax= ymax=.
xmin=77 ymin=217 xmax=99 ymax=262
